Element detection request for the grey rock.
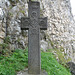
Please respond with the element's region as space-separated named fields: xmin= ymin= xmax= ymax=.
xmin=67 ymin=62 xmax=75 ymax=75
xmin=40 ymin=40 xmax=48 ymax=52
xmin=17 ymin=68 xmax=48 ymax=75
xmin=0 ymin=0 xmax=5 ymax=7
xmin=0 ymin=8 xmax=4 ymax=20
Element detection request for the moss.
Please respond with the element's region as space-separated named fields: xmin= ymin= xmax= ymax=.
xmin=20 ymin=10 xmax=25 ymax=14
xmin=40 ymin=9 xmax=44 ymax=17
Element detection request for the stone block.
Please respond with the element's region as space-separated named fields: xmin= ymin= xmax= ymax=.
xmin=17 ymin=69 xmax=48 ymax=75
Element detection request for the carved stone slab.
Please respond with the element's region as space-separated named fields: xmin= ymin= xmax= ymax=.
xmin=21 ymin=1 xmax=47 ymax=74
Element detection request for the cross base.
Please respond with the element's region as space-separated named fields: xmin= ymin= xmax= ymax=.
xmin=17 ymin=68 xmax=48 ymax=75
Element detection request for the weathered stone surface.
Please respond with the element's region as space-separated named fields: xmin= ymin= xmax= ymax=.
xmin=67 ymin=62 xmax=75 ymax=75
xmin=17 ymin=69 xmax=48 ymax=75
xmin=40 ymin=40 xmax=48 ymax=52
xmin=40 ymin=0 xmax=75 ymax=62
xmin=0 ymin=21 xmax=6 ymax=43
xmin=21 ymin=1 xmax=47 ymax=74
xmin=0 ymin=8 xmax=4 ymax=20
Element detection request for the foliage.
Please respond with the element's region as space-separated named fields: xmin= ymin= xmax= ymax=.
xmin=41 ymin=52 xmax=71 ymax=75
xmin=0 ymin=48 xmax=71 ymax=75
xmin=4 ymin=37 xmax=10 ymax=44
xmin=0 ymin=49 xmax=28 ymax=75
xmin=0 ymin=43 xmax=9 ymax=55
xmin=0 ymin=43 xmax=8 ymax=49
xmin=0 ymin=37 xmax=11 ymax=56
xmin=20 ymin=10 xmax=25 ymax=15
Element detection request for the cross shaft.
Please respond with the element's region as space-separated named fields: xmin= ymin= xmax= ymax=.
xmin=21 ymin=1 xmax=47 ymax=74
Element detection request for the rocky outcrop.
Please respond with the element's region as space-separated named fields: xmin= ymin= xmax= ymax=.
xmin=0 ymin=4 xmax=6 ymax=43
xmin=0 ymin=0 xmax=75 ymax=62
xmin=67 ymin=62 xmax=75 ymax=75
xmin=40 ymin=0 xmax=75 ymax=62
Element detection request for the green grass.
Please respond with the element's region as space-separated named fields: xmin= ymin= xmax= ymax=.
xmin=0 ymin=49 xmax=28 ymax=75
xmin=41 ymin=52 xmax=71 ymax=75
xmin=0 ymin=49 xmax=71 ymax=75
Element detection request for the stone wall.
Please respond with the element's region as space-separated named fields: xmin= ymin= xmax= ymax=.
xmin=0 ymin=0 xmax=75 ymax=62
xmin=40 ymin=0 xmax=75 ymax=62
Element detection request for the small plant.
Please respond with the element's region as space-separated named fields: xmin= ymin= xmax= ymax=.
xmin=0 ymin=43 xmax=8 ymax=49
xmin=0 ymin=37 xmax=11 ymax=56
xmin=20 ymin=10 xmax=25 ymax=14
xmin=4 ymin=36 xmax=10 ymax=44
xmin=0 ymin=43 xmax=9 ymax=55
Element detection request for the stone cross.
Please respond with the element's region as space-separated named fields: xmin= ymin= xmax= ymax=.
xmin=21 ymin=1 xmax=47 ymax=74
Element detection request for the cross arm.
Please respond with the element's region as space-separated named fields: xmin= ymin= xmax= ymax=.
xmin=39 ymin=17 xmax=47 ymax=30
xmin=21 ymin=17 xmax=30 ymax=30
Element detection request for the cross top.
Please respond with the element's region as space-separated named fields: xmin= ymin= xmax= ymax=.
xmin=21 ymin=1 xmax=47 ymax=30
xmin=21 ymin=1 xmax=47 ymax=74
